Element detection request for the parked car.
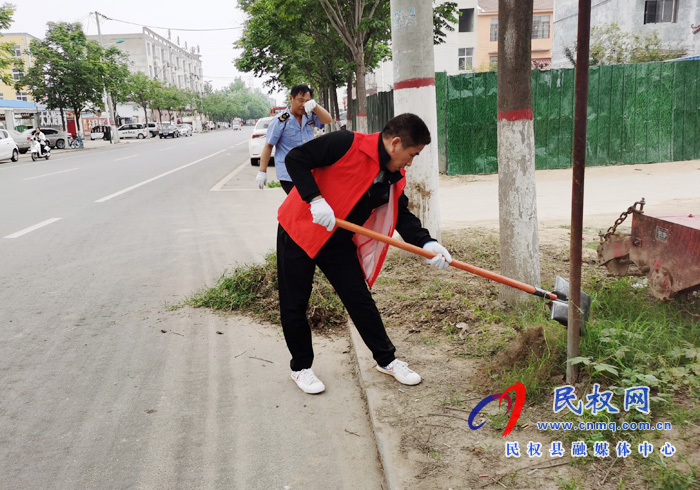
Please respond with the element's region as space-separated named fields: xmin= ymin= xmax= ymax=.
xmin=248 ymin=116 xmax=275 ymax=166
xmin=90 ymin=125 xmax=110 ymax=140
xmin=22 ymin=127 xmax=69 ymax=149
xmin=7 ymin=128 xmax=31 ymax=154
xmin=117 ymin=123 xmax=148 ymax=139
xmin=0 ymin=129 xmax=20 ymax=163
xmin=177 ymin=124 xmax=193 ymax=137
xmin=159 ymin=124 xmax=180 ymax=139
xmin=146 ymin=122 xmax=160 ymax=137
xmin=232 ymin=123 xmax=241 ymax=131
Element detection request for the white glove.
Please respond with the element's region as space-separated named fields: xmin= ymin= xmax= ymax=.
xmin=304 ymin=99 xmax=317 ymax=115
xmin=309 ymin=197 xmax=335 ymax=232
xmin=422 ymin=241 xmax=453 ymax=270
xmin=256 ymin=171 xmax=267 ymax=189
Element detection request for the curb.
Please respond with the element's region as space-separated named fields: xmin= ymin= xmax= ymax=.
xmin=347 ymin=322 xmax=404 ymax=490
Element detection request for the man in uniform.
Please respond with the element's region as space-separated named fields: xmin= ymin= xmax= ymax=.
xmin=277 ymin=113 xmax=453 ymax=394
xmin=256 ymin=84 xmax=332 ymax=193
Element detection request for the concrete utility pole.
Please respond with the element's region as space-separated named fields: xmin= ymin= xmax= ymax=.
xmin=95 ymin=12 xmax=119 ymax=144
xmin=389 ymin=1 xmax=442 ymax=239
xmin=496 ymin=0 xmax=541 ymax=304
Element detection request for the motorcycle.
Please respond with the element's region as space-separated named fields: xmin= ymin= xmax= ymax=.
xmin=30 ymin=137 xmax=51 ymax=161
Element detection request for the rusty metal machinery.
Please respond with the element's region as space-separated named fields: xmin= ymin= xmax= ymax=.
xmin=598 ymin=199 xmax=700 ymax=300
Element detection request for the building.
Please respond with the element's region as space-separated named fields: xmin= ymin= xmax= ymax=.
xmin=552 ymin=0 xmax=700 ymax=68
xmin=0 ymin=32 xmax=39 ymax=103
xmin=365 ymin=0 xmax=554 ymax=94
xmin=474 ymin=0 xmax=554 ymax=70
xmin=87 ymin=27 xmax=204 ymax=94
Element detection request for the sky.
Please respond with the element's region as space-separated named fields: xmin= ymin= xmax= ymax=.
xmin=5 ymin=0 xmax=286 ymax=105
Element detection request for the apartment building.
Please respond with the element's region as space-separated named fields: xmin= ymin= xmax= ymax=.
xmin=552 ymin=0 xmax=700 ymax=68
xmin=474 ymin=0 xmax=554 ymax=70
xmin=87 ymin=27 xmax=204 ymax=94
xmin=0 ymin=32 xmax=39 ymax=102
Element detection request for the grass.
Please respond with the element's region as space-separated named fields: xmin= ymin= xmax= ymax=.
xmin=185 ymin=251 xmax=347 ymax=330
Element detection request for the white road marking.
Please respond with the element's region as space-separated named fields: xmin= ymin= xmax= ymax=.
xmin=23 ymin=168 xmax=79 ymax=180
xmin=114 ymin=155 xmax=140 ymax=162
xmin=210 ymin=160 xmax=248 ymax=191
xmin=95 ymin=148 xmax=228 ymax=203
xmin=159 ymin=146 xmax=176 ymax=151
xmin=4 ymin=218 xmax=62 ymax=239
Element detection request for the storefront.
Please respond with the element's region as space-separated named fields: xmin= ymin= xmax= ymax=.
xmin=0 ymin=100 xmax=47 ymax=131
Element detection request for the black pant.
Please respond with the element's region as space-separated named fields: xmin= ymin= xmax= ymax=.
xmin=277 ymin=225 xmax=396 ymax=371
xmin=280 ymin=180 xmax=294 ymax=194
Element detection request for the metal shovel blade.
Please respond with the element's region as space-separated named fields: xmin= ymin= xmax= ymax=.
xmin=550 ymin=275 xmax=591 ymax=328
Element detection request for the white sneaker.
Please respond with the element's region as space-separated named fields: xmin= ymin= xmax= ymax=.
xmin=376 ymin=359 xmax=422 ymax=385
xmin=291 ymin=368 xmax=326 ymax=394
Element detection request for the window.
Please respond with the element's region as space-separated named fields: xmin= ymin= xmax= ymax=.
xmin=0 ymin=93 xmax=4 ymax=100
xmin=459 ymin=8 xmax=474 ymax=32
xmin=0 ymin=130 xmax=7 ymax=140
xmin=644 ymin=0 xmax=677 ymax=23
xmin=16 ymin=92 xmax=28 ymax=101
xmin=489 ymin=56 xmax=498 ymax=66
xmin=532 ymin=15 xmax=550 ymax=39
xmin=12 ymin=69 xmax=24 ymax=81
xmin=490 ymin=18 xmax=498 ymax=42
xmin=13 ymin=45 xmax=21 ymax=57
xmin=458 ymin=48 xmax=474 ymax=71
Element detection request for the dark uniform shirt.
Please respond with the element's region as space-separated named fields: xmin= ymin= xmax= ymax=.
xmin=285 ymin=131 xmax=434 ymax=247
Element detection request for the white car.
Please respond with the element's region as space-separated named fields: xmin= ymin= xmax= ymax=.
xmin=248 ymin=117 xmax=276 ymax=166
xmin=0 ymin=129 xmax=20 ymax=163
xmin=117 ymin=123 xmax=148 ymax=139
xmin=7 ymin=128 xmax=31 ymax=154
xmin=177 ymin=124 xmax=193 ymax=137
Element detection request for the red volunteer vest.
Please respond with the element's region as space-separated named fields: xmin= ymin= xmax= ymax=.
xmin=278 ymin=132 xmax=406 ymax=287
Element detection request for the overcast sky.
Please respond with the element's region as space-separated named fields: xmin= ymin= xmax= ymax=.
xmin=5 ymin=0 xmax=285 ymax=104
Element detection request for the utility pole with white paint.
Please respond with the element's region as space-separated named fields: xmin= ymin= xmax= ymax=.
xmin=95 ymin=12 xmax=119 ymax=144
xmin=496 ymin=0 xmax=541 ymax=304
xmin=389 ymin=1 xmax=442 ymax=239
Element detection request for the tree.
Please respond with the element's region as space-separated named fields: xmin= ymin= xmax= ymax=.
xmin=564 ymin=22 xmax=686 ymax=67
xmin=20 ymin=23 xmax=106 ymax=134
xmin=128 ymin=72 xmax=160 ymax=133
xmin=235 ymin=0 xmax=353 ymax=124
xmin=0 ymin=3 xmax=18 ymax=85
xmin=496 ymin=0 xmax=541 ymax=304
xmin=236 ymin=0 xmax=457 ymax=130
xmin=99 ymin=46 xmax=131 ymax=125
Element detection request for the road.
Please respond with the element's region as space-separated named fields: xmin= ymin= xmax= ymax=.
xmin=0 ymin=130 xmax=385 ymax=490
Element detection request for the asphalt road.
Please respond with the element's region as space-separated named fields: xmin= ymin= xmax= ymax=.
xmin=0 ymin=130 xmax=385 ymax=490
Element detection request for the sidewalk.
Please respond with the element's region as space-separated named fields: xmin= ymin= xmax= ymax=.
xmin=439 ymin=159 xmax=700 ymax=230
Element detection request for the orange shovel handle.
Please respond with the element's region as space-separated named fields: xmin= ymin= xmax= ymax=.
xmin=335 ymin=218 xmax=557 ymax=301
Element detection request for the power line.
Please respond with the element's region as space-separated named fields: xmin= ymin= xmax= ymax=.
xmin=97 ymin=13 xmax=243 ymax=32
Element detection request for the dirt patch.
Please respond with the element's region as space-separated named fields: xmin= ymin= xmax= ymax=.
xmin=365 ymin=225 xmax=679 ymax=489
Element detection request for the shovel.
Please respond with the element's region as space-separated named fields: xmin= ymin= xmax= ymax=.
xmin=335 ymin=218 xmax=590 ymax=327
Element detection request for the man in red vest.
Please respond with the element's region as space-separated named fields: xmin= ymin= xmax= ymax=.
xmin=277 ymin=113 xmax=453 ymax=394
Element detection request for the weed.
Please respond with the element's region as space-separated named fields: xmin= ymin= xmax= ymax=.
xmin=185 ymin=252 xmax=346 ymax=331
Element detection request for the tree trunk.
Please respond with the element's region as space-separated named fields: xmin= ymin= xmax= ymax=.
xmin=496 ymin=0 xmax=541 ymax=304
xmin=346 ymin=73 xmax=353 ymax=131
xmin=353 ymin=42 xmax=368 ymax=133
xmin=390 ymin=0 xmax=442 ymax=239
